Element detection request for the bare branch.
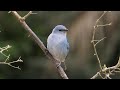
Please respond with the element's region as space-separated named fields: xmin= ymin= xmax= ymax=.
xmin=90 ymin=11 xmax=119 ymax=79
xmin=91 ymin=57 xmax=120 ymax=79
xmin=0 ymin=56 xmax=23 ymax=70
xmin=0 ymin=44 xmax=23 ymax=70
xmin=4 ymin=54 xmax=10 ymax=62
xmin=116 ymin=57 xmax=120 ymax=67
xmin=94 ymin=11 xmax=108 ymax=28
xmin=23 ymin=11 xmax=37 ymax=20
xmin=9 ymin=11 xmax=68 ymax=79
xmin=91 ymin=12 xmax=120 ymax=78
xmin=91 ymin=11 xmax=109 ymax=71
xmin=91 ymin=72 xmax=100 ymax=79
xmin=96 ymin=22 xmax=112 ymax=28
xmin=94 ymin=37 xmax=106 ymax=47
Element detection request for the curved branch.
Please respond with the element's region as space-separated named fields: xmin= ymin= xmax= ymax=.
xmin=10 ymin=11 xmax=68 ymax=79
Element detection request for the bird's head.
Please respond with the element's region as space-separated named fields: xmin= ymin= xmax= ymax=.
xmin=52 ymin=25 xmax=68 ymax=35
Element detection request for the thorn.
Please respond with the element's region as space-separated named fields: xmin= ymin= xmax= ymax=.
xmin=8 ymin=11 xmax=11 ymax=13
xmin=109 ymin=22 xmax=112 ymax=25
xmin=91 ymin=40 xmax=93 ymax=43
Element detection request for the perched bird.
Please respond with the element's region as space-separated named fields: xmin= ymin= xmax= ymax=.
xmin=47 ymin=25 xmax=69 ymax=70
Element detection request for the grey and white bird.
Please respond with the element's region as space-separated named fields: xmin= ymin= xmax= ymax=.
xmin=47 ymin=25 xmax=69 ymax=70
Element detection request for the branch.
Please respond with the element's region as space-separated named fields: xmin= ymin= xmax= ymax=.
xmin=91 ymin=57 xmax=120 ymax=79
xmin=22 ymin=11 xmax=37 ymax=20
xmin=9 ymin=11 xmax=68 ymax=79
xmin=96 ymin=23 xmax=112 ymax=28
xmin=91 ymin=11 xmax=120 ymax=79
xmin=0 ymin=45 xmax=23 ymax=70
xmin=91 ymin=72 xmax=100 ymax=79
xmin=0 ymin=56 xmax=23 ymax=70
xmin=94 ymin=37 xmax=106 ymax=47
xmin=92 ymin=11 xmax=109 ymax=71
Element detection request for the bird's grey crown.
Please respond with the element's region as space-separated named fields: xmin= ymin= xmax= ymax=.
xmin=52 ymin=25 xmax=68 ymax=33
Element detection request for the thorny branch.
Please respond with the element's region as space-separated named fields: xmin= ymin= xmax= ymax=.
xmin=9 ymin=11 xmax=68 ymax=79
xmin=91 ymin=11 xmax=120 ymax=79
xmin=0 ymin=45 xmax=23 ymax=70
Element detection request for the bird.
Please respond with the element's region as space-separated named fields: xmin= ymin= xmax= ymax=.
xmin=47 ymin=25 xmax=69 ymax=70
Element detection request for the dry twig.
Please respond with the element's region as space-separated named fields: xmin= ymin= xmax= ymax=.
xmin=91 ymin=11 xmax=120 ymax=79
xmin=0 ymin=45 xmax=23 ymax=70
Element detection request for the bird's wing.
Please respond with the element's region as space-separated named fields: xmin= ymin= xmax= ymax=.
xmin=65 ymin=39 xmax=69 ymax=59
xmin=47 ymin=34 xmax=69 ymax=62
xmin=66 ymin=40 xmax=70 ymax=52
xmin=58 ymin=39 xmax=69 ymax=60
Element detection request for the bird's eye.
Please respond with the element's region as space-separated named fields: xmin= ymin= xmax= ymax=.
xmin=59 ymin=29 xmax=62 ymax=31
xmin=59 ymin=29 xmax=68 ymax=31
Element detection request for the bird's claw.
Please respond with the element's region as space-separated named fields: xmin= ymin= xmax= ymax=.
xmin=56 ymin=62 xmax=61 ymax=68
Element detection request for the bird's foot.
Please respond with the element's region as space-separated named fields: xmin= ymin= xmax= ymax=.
xmin=56 ymin=61 xmax=61 ymax=68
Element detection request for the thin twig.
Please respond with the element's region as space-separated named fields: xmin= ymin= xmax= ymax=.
xmin=94 ymin=37 xmax=106 ymax=46
xmin=91 ymin=72 xmax=100 ymax=79
xmin=91 ymin=57 xmax=120 ymax=79
xmin=95 ymin=11 xmax=107 ymax=28
xmin=90 ymin=11 xmax=119 ymax=79
xmin=92 ymin=28 xmax=102 ymax=70
xmin=9 ymin=11 xmax=68 ymax=79
xmin=22 ymin=11 xmax=37 ymax=20
xmin=0 ymin=56 xmax=23 ymax=70
xmin=92 ymin=11 xmax=109 ymax=71
xmin=96 ymin=23 xmax=112 ymax=28
xmin=0 ymin=44 xmax=22 ymax=70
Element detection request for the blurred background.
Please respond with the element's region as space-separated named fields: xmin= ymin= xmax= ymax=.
xmin=0 ymin=11 xmax=120 ymax=79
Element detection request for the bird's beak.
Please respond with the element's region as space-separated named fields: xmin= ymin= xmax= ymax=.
xmin=64 ymin=29 xmax=68 ymax=31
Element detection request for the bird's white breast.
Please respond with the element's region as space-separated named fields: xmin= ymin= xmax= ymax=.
xmin=47 ymin=33 xmax=68 ymax=62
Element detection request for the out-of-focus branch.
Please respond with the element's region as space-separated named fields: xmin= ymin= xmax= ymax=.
xmin=91 ymin=11 xmax=111 ymax=78
xmin=0 ymin=45 xmax=23 ymax=70
xmin=91 ymin=11 xmax=112 ymax=71
xmin=0 ymin=56 xmax=23 ymax=70
xmin=22 ymin=11 xmax=37 ymax=20
xmin=91 ymin=11 xmax=120 ymax=79
xmin=91 ymin=57 xmax=120 ymax=79
xmin=9 ymin=11 xmax=68 ymax=79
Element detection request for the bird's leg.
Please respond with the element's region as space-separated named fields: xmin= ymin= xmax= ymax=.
xmin=63 ymin=62 xmax=67 ymax=70
xmin=56 ymin=60 xmax=61 ymax=68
